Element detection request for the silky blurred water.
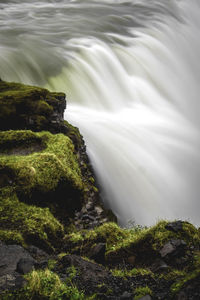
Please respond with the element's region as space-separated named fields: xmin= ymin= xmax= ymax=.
xmin=1 ymin=0 xmax=200 ymax=226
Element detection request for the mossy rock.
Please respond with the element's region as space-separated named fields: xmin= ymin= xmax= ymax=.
xmin=64 ymin=222 xmax=132 ymax=257
xmin=106 ymin=221 xmax=200 ymax=266
xmin=0 ymin=192 xmax=64 ymax=252
xmin=64 ymin=221 xmax=200 ymax=267
xmin=0 ymin=129 xmax=87 ymax=250
xmin=0 ymin=79 xmax=65 ymax=132
xmin=0 ymin=129 xmax=83 ymax=197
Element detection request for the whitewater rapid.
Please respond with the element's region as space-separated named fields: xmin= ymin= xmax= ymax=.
xmin=0 ymin=0 xmax=200 ymax=226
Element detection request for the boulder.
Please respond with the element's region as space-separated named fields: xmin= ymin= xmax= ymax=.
xmin=0 ymin=242 xmax=34 ymax=292
xmin=165 ymin=221 xmax=184 ymax=233
xmin=160 ymin=240 xmax=187 ymax=259
xmin=89 ymin=243 xmax=106 ymax=265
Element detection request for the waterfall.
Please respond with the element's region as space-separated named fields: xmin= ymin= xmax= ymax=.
xmin=0 ymin=0 xmax=200 ymax=226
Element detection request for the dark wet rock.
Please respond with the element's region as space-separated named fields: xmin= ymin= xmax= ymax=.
xmin=176 ymin=291 xmax=188 ymax=300
xmin=151 ymin=259 xmax=169 ymax=272
xmin=174 ymin=272 xmax=200 ymax=300
xmin=160 ymin=240 xmax=187 ymax=259
xmin=0 ymin=243 xmax=34 ymax=276
xmin=127 ymin=255 xmax=136 ymax=265
xmin=89 ymin=243 xmax=106 ymax=265
xmin=0 ymin=242 xmax=34 ymax=292
xmin=58 ymin=254 xmax=110 ymax=285
xmin=138 ymin=296 xmax=152 ymax=300
xmin=34 ymin=260 xmax=48 ymax=270
xmin=16 ymin=257 xmax=35 ymax=274
xmin=28 ymin=245 xmax=49 ymax=261
xmin=0 ymin=272 xmax=26 ymax=293
xmin=120 ymin=291 xmax=133 ymax=299
xmin=165 ymin=221 xmax=184 ymax=233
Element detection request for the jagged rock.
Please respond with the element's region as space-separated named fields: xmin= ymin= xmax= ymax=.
xmin=165 ymin=221 xmax=184 ymax=232
xmin=89 ymin=243 xmax=106 ymax=265
xmin=56 ymin=254 xmax=110 ymax=289
xmin=160 ymin=239 xmax=187 ymax=259
xmin=28 ymin=245 xmax=49 ymax=261
xmin=151 ymin=259 xmax=169 ymax=272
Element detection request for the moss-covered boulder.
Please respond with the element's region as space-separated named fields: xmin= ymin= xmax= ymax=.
xmin=0 ymin=130 xmax=83 ymax=197
xmin=0 ymin=129 xmax=87 ymax=250
xmin=0 ymin=79 xmax=66 ymax=133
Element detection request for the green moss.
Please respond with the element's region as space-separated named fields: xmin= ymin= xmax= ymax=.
xmin=194 ymin=251 xmax=200 ymax=268
xmin=2 ymin=269 xmax=85 ymax=300
xmin=170 ymin=268 xmax=200 ymax=296
xmin=63 ymin=120 xmax=82 ymax=146
xmin=0 ymin=192 xmax=64 ymax=251
xmin=57 ymin=252 xmax=69 ymax=260
xmin=0 ymin=130 xmax=43 ymax=152
xmin=48 ymin=259 xmax=57 ymax=270
xmin=0 ymin=130 xmax=83 ymax=194
xmin=0 ymin=229 xmax=25 ymax=247
xmin=66 ymin=266 xmax=78 ymax=283
xmin=158 ymin=269 xmax=186 ymax=281
xmin=65 ymin=222 xmax=129 ymax=256
xmin=111 ymin=268 xmax=154 ymax=278
xmin=0 ymin=129 xmax=86 ymax=250
xmin=0 ymin=80 xmax=66 ymax=132
xmin=134 ymin=286 xmax=152 ymax=300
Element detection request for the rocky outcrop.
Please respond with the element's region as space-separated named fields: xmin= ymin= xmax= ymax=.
xmin=1 ymin=80 xmax=200 ymax=299
xmin=0 ymin=80 xmax=113 ymax=249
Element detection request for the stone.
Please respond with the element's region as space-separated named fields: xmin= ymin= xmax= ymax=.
xmin=28 ymin=245 xmax=48 ymax=260
xmin=0 ymin=243 xmax=34 ymax=276
xmin=165 ymin=221 xmax=184 ymax=232
xmin=120 ymin=291 xmax=132 ymax=299
xmin=0 ymin=273 xmax=25 ymax=292
xmin=151 ymin=259 xmax=169 ymax=272
xmin=0 ymin=243 xmax=34 ymax=292
xmin=95 ymin=206 xmax=104 ymax=215
xmin=160 ymin=240 xmax=187 ymax=259
xmin=58 ymin=254 xmax=110 ymax=286
xmin=127 ymin=256 xmax=135 ymax=265
xmin=90 ymin=243 xmax=106 ymax=265
xmin=16 ymin=258 xmax=35 ymax=274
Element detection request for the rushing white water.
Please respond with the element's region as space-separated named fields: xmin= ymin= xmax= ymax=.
xmin=0 ymin=0 xmax=200 ymax=226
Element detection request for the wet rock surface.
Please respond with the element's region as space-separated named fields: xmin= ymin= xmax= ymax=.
xmin=0 ymin=242 xmax=34 ymax=292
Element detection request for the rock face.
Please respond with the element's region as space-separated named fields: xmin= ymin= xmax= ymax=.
xmin=0 ymin=80 xmax=114 ymax=255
